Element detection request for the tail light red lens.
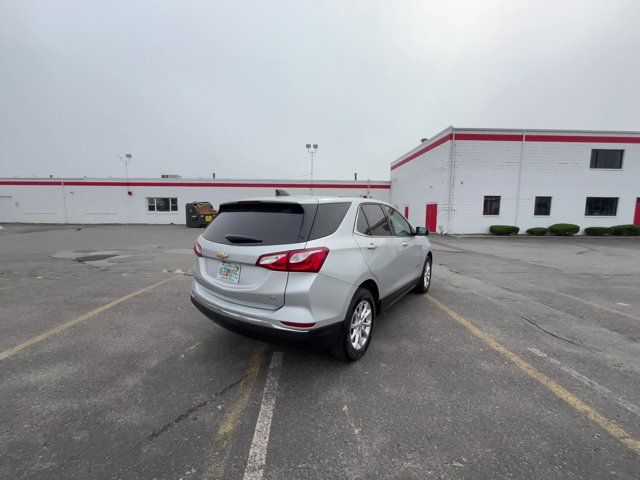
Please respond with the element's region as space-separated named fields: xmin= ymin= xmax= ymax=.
xmin=255 ymin=252 xmax=288 ymax=271
xmin=194 ymin=240 xmax=203 ymax=257
xmin=256 ymin=247 xmax=329 ymax=273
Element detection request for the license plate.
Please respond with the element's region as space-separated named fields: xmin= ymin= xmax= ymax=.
xmin=205 ymin=215 xmax=212 ymax=222
xmin=217 ymin=262 xmax=240 ymax=284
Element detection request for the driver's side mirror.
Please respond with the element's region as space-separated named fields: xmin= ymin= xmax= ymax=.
xmin=415 ymin=226 xmax=429 ymax=236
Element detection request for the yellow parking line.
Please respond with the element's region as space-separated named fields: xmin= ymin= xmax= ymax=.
xmin=204 ymin=343 xmax=267 ymax=480
xmin=427 ymin=294 xmax=640 ymax=455
xmin=0 ymin=275 xmax=182 ymax=361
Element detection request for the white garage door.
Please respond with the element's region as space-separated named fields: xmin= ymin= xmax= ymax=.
xmin=0 ymin=196 xmax=17 ymax=223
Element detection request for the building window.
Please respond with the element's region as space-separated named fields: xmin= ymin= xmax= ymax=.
xmin=534 ymin=196 xmax=552 ymax=216
xmin=483 ymin=196 xmax=501 ymax=215
xmin=590 ymin=149 xmax=623 ymax=169
xmin=147 ymin=197 xmax=178 ymax=212
xmin=585 ymin=197 xmax=618 ymax=216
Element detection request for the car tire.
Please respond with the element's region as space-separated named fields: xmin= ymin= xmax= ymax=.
xmin=413 ymin=255 xmax=432 ymax=294
xmin=331 ymin=288 xmax=376 ymax=362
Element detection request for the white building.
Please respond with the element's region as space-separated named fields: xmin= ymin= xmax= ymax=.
xmin=391 ymin=127 xmax=640 ymax=234
xmin=0 ymin=178 xmax=390 ymax=224
xmin=3 ymin=128 xmax=640 ymax=232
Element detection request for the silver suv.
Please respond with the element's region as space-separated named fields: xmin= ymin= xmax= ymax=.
xmin=190 ymin=196 xmax=432 ymax=361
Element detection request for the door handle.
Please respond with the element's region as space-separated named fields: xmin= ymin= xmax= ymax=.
xmin=367 ymin=243 xmax=377 ymax=250
xmin=401 ymin=241 xmax=408 ymax=247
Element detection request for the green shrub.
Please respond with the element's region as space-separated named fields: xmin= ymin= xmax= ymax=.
xmin=489 ymin=225 xmax=520 ymax=236
xmin=584 ymin=227 xmax=613 ymax=236
xmin=548 ymin=223 xmax=580 ymax=236
xmin=611 ymin=224 xmax=640 ymax=236
xmin=526 ymin=227 xmax=548 ymax=236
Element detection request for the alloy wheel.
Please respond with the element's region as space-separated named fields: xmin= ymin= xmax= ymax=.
xmin=424 ymin=260 xmax=431 ymax=289
xmin=349 ymin=300 xmax=372 ymax=351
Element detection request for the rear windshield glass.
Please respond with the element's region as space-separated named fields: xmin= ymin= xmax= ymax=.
xmin=203 ymin=202 xmax=306 ymax=246
xmin=308 ymin=203 xmax=351 ymax=240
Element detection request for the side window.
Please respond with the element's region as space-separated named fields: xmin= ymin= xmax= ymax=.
xmin=309 ymin=202 xmax=351 ymax=240
xmin=148 ymin=197 xmax=178 ymax=212
xmin=355 ymin=207 xmax=370 ymax=235
xmin=534 ymin=196 xmax=552 ymax=216
xmin=360 ymin=204 xmax=392 ymax=236
xmin=383 ymin=206 xmax=412 ymax=237
xmin=483 ymin=196 xmax=501 ymax=215
xmin=585 ymin=197 xmax=618 ymax=216
xmin=590 ymin=149 xmax=623 ymax=169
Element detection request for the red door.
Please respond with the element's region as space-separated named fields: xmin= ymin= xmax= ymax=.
xmin=634 ymin=197 xmax=640 ymax=226
xmin=425 ymin=203 xmax=437 ymax=232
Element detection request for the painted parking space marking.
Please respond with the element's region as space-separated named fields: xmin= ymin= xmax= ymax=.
xmin=0 ymin=274 xmax=182 ymax=361
xmin=204 ymin=343 xmax=267 ymax=480
xmin=527 ymin=347 xmax=640 ymax=417
xmin=243 ymin=351 xmax=283 ymax=480
xmin=427 ymin=294 xmax=640 ymax=455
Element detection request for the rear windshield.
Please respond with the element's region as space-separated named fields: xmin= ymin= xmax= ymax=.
xmin=203 ymin=202 xmax=306 ymax=246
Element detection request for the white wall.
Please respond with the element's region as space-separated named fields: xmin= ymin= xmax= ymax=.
xmin=0 ymin=179 xmax=391 ymax=224
xmin=449 ymin=135 xmax=522 ymax=234
xmin=390 ymin=127 xmax=640 ymax=234
xmin=390 ymin=128 xmax=453 ymax=232
xmin=515 ymin=137 xmax=640 ymax=232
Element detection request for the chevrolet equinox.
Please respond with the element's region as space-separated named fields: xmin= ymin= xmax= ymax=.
xmin=190 ymin=196 xmax=432 ymax=361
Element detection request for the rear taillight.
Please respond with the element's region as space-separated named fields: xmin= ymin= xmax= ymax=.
xmin=256 ymin=247 xmax=329 ymax=273
xmin=194 ymin=240 xmax=203 ymax=257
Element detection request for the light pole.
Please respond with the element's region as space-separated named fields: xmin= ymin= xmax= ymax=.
xmin=305 ymin=144 xmax=318 ymax=195
xmin=119 ymin=153 xmax=133 ymax=195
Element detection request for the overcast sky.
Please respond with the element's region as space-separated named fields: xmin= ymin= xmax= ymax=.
xmin=1 ymin=0 xmax=639 ymax=181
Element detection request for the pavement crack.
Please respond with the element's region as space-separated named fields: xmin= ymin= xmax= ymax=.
xmin=517 ymin=314 xmax=582 ymax=347
xmin=146 ymin=377 xmax=243 ymax=441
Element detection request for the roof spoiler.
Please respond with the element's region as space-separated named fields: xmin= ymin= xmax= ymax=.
xmin=275 ymin=189 xmax=290 ymax=197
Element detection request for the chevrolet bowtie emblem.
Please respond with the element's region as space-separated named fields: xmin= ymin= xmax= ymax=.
xmin=217 ymin=252 xmax=228 ymax=261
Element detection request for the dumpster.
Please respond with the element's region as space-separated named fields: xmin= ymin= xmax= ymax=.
xmin=185 ymin=202 xmax=217 ymax=228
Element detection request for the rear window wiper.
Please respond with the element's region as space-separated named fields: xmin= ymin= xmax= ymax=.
xmin=225 ymin=234 xmax=263 ymax=243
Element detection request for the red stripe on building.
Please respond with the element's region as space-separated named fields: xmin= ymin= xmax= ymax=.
xmin=525 ymin=134 xmax=640 ymax=143
xmin=391 ymin=134 xmax=453 ymax=171
xmin=455 ymin=133 xmax=524 ymax=142
xmin=0 ymin=180 xmax=390 ymax=189
xmin=0 ymin=180 xmax=63 ymax=186
xmin=391 ymin=131 xmax=640 ymax=170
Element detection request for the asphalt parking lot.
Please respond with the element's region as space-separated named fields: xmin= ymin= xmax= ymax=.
xmin=1 ymin=224 xmax=639 ymax=479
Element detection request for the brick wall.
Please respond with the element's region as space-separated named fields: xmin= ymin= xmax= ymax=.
xmin=391 ymin=128 xmax=453 ymax=233
xmin=391 ymin=127 xmax=640 ymax=234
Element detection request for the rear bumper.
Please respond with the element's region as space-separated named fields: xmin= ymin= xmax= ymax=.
xmin=190 ymin=282 xmax=343 ymax=350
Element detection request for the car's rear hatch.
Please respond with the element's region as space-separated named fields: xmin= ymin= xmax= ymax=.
xmin=196 ymin=200 xmax=317 ymax=310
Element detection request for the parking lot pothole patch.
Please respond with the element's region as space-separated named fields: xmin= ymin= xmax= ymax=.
xmin=50 ymin=250 xmax=133 ymax=267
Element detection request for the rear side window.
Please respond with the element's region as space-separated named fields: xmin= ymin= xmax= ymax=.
xmin=356 ymin=209 xmax=370 ymax=234
xmin=308 ymin=203 xmax=351 ymax=240
xmin=203 ymin=202 xmax=306 ymax=246
xmin=360 ymin=204 xmax=392 ymax=236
